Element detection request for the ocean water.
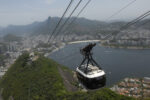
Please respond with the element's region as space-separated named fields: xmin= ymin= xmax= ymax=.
xmin=49 ymin=43 xmax=150 ymax=86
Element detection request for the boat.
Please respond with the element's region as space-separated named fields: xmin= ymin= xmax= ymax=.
xmin=76 ymin=43 xmax=106 ymax=89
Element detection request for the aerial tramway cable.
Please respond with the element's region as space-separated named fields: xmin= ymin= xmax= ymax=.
xmin=58 ymin=11 xmax=150 ymax=61
xmin=50 ymin=0 xmax=83 ymax=42
xmin=103 ymin=11 xmax=150 ymax=40
xmin=99 ymin=0 xmax=138 ymax=39
xmin=62 ymin=0 xmax=137 ymax=41
xmin=62 ymin=0 xmax=92 ymax=36
xmin=68 ymin=0 xmax=91 ymax=27
xmin=47 ymin=0 xmax=74 ymax=44
xmin=106 ymin=0 xmax=137 ymax=20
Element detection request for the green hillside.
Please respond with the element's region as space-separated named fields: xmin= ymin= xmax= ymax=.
xmin=0 ymin=53 xmax=135 ymax=100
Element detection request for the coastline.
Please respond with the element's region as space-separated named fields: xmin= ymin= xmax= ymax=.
xmin=100 ymin=43 xmax=150 ymax=50
xmin=46 ymin=40 xmax=150 ymax=57
xmin=45 ymin=40 xmax=101 ymax=57
xmin=44 ymin=42 xmax=66 ymax=57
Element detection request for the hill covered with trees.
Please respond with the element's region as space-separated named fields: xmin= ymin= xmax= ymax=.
xmin=0 ymin=53 xmax=135 ymax=100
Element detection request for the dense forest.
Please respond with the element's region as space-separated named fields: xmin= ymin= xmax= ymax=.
xmin=0 ymin=53 xmax=135 ymax=100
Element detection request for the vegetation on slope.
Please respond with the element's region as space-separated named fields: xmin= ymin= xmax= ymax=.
xmin=0 ymin=53 xmax=135 ymax=100
xmin=0 ymin=53 xmax=66 ymax=100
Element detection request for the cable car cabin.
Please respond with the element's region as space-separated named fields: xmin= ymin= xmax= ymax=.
xmin=76 ymin=64 xmax=106 ymax=89
xmin=76 ymin=43 xmax=106 ymax=89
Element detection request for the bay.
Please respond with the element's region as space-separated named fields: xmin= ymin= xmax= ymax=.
xmin=49 ymin=43 xmax=150 ymax=86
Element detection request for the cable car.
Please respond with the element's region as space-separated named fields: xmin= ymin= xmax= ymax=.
xmin=76 ymin=43 xmax=106 ymax=89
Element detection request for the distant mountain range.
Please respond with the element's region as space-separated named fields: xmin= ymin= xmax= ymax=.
xmin=0 ymin=17 xmax=107 ymax=36
xmin=0 ymin=17 xmax=150 ymax=39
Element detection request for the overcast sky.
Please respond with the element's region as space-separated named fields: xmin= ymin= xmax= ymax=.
xmin=0 ymin=0 xmax=150 ymax=27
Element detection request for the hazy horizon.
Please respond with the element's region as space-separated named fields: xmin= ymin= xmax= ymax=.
xmin=0 ymin=0 xmax=150 ymax=27
xmin=0 ymin=16 xmax=131 ymax=28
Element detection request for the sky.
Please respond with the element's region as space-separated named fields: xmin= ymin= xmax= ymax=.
xmin=0 ymin=0 xmax=150 ymax=27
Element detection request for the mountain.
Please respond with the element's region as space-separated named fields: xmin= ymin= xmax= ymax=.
xmin=0 ymin=53 xmax=135 ymax=100
xmin=0 ymin=17 xmax=63 ymax=36
xmin=0 ymin=17 xmax=150 ymax=41
xmin=0 ymin=17 xmax=117 ymax=36
xmin=135 ymin=19 xmax=150 ymax=29
xmin=2 ymin=34 xmax=22 ymax=42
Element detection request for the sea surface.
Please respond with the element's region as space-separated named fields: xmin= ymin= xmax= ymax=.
xmin=49 ymin=43 xmax=150 ymax=86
